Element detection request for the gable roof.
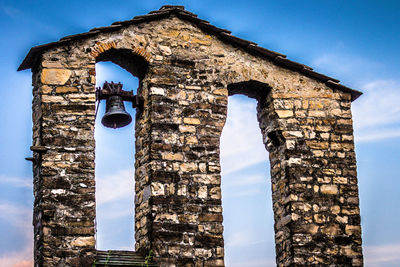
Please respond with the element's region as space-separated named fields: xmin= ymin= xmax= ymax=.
xmin=18 ymin=5 xmax=361 ymax=101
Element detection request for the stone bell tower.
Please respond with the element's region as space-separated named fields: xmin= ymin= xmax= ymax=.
xmin=20 ymin=5 xmax=363 ymax=266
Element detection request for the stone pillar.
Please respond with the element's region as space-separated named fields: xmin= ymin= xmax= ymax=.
xmin=31 ymin=54 xmax=96 ymax=266
xmin=257 ymin=90 xmax=363 ymax=266
xmin=134 ymin=62 xmax=227 ymax=266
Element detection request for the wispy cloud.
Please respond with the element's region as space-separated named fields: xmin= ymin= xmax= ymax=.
xmin=12 ymin=260 xmax=32 ymax=267
xmin=228 ymin=258 xmax=275 ymax=267
xmin=1 ymin=6 xmax=23 ymax=18
xmin=352 ymin=80 xmax=400 ymax=143
xmin=97 ymin=201 xmax=134 ymax=221
xmin=0 ymin=202 xmax=33 ymax=266
xmin=364 ymin=243 xmax=400 ymax=267
xmin=1 ymin=4 xmax=58 ymax=35
xmin=219 ymin=96 xmax=270 ymax=201
xmin=96 ymin=168 xmax=134 ymax=205
xmin=95 ymin=168 xmax=135 ymax=249
xmin=223 ymin=188 xmax=263 ymax=199
xmin=225 ymin=231 xmax=275 ymax=266
xmin=312 ymin=52 xmax=383 ymax=83
xmin=0 ymin=202 xmax=31 ymax=224
xmin=226 ymin=231 xmax=267 ymax=248
xmin=313 ymin=53 xmax=381 ymax=74
xmin=224 ymin=174 xmax=265 ymax=187
xmin=0 ymin=175 xmax=31 ymax=188
xmin=313 ymin=50 xmax=400 ymax=143
xmin=220 ymin=96 xmax=268 ymax=175
xmin=0 ymin=246 xmax=33 ymax=267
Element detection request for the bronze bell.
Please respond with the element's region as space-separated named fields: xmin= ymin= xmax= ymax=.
xmin=101 ymin=95 xmax=132 ymax=129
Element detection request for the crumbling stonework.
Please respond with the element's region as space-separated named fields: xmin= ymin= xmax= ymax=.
xmin=20 ymin=5 xmax=363 ymax=267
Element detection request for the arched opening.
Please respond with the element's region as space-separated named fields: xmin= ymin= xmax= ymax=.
xmin=221 ymin=82 xmax=276 ymax=266
xmin=94 ymin=49 xmax=148 ymax=251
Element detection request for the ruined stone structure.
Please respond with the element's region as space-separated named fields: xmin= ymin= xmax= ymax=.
xmin=19 ymin=5 xmax=363 ymax=267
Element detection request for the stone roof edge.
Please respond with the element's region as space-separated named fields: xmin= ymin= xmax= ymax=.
xmin=17 ymin=5 xmax=362 ymax=101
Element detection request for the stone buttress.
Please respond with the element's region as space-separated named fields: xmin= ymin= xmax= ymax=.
xmin=20 ymin=5 xmax=364 ymax=267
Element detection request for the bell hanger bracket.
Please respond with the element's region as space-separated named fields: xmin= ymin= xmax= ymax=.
xmin=96 ymin=81 xmax=143 ymax=109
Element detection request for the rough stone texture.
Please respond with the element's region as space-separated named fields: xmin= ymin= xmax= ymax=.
xmin=31 ymin=54 xmax=97 ymax=266
xmin=23 ymin=6 xmax=363 ymax=267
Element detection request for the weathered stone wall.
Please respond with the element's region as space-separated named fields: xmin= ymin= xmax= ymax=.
xmin=28 ymin=9 xmax=363 ymax=267
xmin=256 ymin=88 xmax=362 ymax=266
xmin=134 ymin=61 xmax=227 ymax=267
xmin=31 ymin=49 xmax=97 ymax=266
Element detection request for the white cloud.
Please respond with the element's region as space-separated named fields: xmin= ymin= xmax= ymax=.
xmin=312 ymin=52 xmax=382 ymax=81
xmin=225 ymin=241 xmax=400 ymax=267
xmin=313 ymin=51 xmax=400 ymax=143
xmin=221 ymin=151 xmax=267 ymax=176
xmin=225 ymin=231 xmax=267 ymax=248
xmin=0 ymin=246 xmax=33 ymax=267
xmin=224 ymin=174 xmax=265 ymax=187
xmin=95 ymin=169 xmax=135 ymax=249
xmin=1 ymin=5 xmax=57 ymax=35
xmin=220 ymin=96 xmax=270 ymax=199
xmin=0 ymin=202 xmax=31 ymax=226
xmin=1 ymin=6 xmax=23 ymax=18
xmin=220 ymin=96 xmax=268 ymax=176
xmin=225 ymin=231 xmax=275 ymax=266
xmin=97 ymin=202 xmax=134 ymax=221
xmin=364 ymin=243 xmax=400 ymax=267
xmin=223 ymin=188 xmax=262 ymax=199
xmin=96 ymin=168 xmax=134 ymax=205
xmin=313 ymin=54 xmax=374 ymax=74
xmin=355 ymin=128 xmax=400 ymax=143
xmin=0 ymin=175 xmax=31 ymax=188
xmin=352 ymin=80 xmax=400 ymax=143
xmin=228 ymin=258 xmax=276 ymax=267
xmin=0 ymin=202 xmax=33 ymax=267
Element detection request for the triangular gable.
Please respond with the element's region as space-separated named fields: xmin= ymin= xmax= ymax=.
xmin=18 ymin=5 xmax=361 ymax=101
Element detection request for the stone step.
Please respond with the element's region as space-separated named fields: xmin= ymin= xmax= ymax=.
xmin=95 ymin=250 xmax=157 ymax=266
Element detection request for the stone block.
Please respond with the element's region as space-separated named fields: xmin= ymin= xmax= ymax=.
xmin=180 ymin=162 xmax=198 ymax=172
xmin=179 ymin=125 xmax=196 ymax=133
xmin=41 ymin=85 xmax=53 ymax=94
xmin=70 ymin=237 xmax=95 ymax=247
xmin=334 ymin=177 xmax=348 ymax=184
xmin=42 ymin=61 xmax=64 ymax=68
xmin=212 ymin=88 xmax=228 ymax=96
xmin=320 ymin=185 xmax=338 ymax=195
xmin=159 ymin=45 xmax=172 ymax=55
xmin=41 ymin=68 xmax=71 ymax=85
xmin=276 ymin=110 xmax=293 ymax=118
xmin=199 ymin=214 xmax=223 ymax=222
xmin=321 ymin=224 xmax=340 ymax=236
xmin=42 ymin=95 xmax=65 ymax=103
xmin=150 ymin=87 xmax=165 ymax=96
xmin=56 ymin=86 xmax=79 ymax=93
xmin=184 ymin=117 xmax=201 ymax=125
xmin=162 ymin=152 xmax=184 ymax=161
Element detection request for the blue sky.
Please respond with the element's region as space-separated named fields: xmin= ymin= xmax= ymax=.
xmin=1 ymin=1 xmax=400 ymax=266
